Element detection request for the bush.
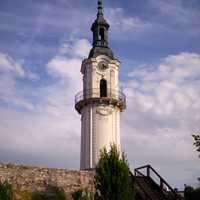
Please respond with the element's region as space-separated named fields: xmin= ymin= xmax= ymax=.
xmin=0 ymin=181 xmax=12 ymax=200
xmin=184 ymin=186 xmax=200 ymax=200
xmin=72 ymin=188 xmax=92 ymax=200
xmin=192 ymin=188 xmax=200 ymax=200
xmin=31 ymin=192 xmax=45 ymax=200
xmin=192 ymin=134 xmax=200 ymax=157
xmin=31 ymin=185 xmax=66 ymax=200
xmin=94 ymin=144 xmax=134 ymax=200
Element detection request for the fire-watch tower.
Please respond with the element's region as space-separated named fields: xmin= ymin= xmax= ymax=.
xmin=75 ymin=0 xmax=126 ymax=170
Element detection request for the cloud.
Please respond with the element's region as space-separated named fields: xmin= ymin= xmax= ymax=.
xmin=47 ymin=57 xmax=81 ymax=78
xmin=0 ymin=78 xmax=80 ymax=168
xmin=0 ymin=52 xmax=25 ymax=77
xmin=103 ymin=2 xmax=200 ymax=43
xmin=0 ymin=38 xmax=91 ymax=169
xmin=104 ymin=7 xmax=152 ymax=40
xmin=122 ymin=52 xmax=200 ymax=188
xmin=0 ymin=104 xmax=80 ymax=168
xmin=47 ymin=38 xmax=91 ymax=93
xmin=0 ymin=52 xmax=39 ymax=110
xmin=59 ymin=39 xmax=91 ymax=58
xmin=150 ymin=0 xmax=200 ymax=33
xmin=106 ymin=8 xmax=145 ymax=32
xmin=0 ymin=48 xmax=200 ymax=188
xmin=127 ymin=52 xmax=200 ymax=116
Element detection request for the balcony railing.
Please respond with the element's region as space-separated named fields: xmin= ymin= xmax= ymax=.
xmin=75 ymin=88 xmax=125 ymax=103
xmin=75 ymin=88 xmax=126 ymax=112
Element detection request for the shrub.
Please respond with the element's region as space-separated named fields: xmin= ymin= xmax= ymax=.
xmin=0 ymin=181 xmax=12 ymax=200
xmin=184 ymin=186 xmax=200 ymax=200
xmin=94 ymin=144 xmax=134 ymax=200
xmin=31 ymin=185 xmax=66 ymax=200
xmin=72 ymin=188 xmax=92 ymax=200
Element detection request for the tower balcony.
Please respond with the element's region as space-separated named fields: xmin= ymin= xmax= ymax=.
xmin=75 ymin=88 xmax=126 ymax=113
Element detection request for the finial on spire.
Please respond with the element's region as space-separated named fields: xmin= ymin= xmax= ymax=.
xmin=98 ymin=0 xmax=103 ymax=7
xmin=97 ymin=0 xmax=103 ymax=16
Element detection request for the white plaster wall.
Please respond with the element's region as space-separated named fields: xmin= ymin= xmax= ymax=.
xmin=80 ymin=55 xmax=122 ymax=170
xmin=80 ymin=104 xmax=121 ymax=169
xmin=93 ymin=105 xmax=121 ymax=166
xmin=80 ymin=106 xmax=92 ymax=170
xmin=82 ymin=55 xmax=120 ymax=94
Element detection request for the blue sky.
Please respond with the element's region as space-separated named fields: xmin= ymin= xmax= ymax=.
xmin=0 ymin=0 xmax=200 ymax=190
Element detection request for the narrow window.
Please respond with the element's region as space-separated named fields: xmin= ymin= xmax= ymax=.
xmin=100 ymin=79 xmax=107 ymax=97
xmin=99 ymin=28 xmax=105 ymax=40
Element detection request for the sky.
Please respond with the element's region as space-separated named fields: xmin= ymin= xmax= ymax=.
xmin=0 ymin=0 xmax=200 ymax=190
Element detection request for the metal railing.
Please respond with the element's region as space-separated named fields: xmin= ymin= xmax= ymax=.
xmin=75 ymin=88 xmax=126 ymax=105
xmin=134 ymin=165 xmax=181 ymax=200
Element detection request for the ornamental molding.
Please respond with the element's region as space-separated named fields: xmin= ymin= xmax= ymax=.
xmin=96 ymin=106 xmax=113 ymax=116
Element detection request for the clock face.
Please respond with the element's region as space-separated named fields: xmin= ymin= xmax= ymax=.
xmin=98 ymin=61 xmax=108 ymax=71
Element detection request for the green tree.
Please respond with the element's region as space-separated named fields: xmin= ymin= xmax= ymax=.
xmin=184 ymin=186 xmax=200 ymax=200
xmin=192 ymin=134 xmax=200 ymax=185
xmin=184 ymin=186 xmax=194 ymax=200
xmin=192 ymin=134 xmax=200 ymax=157
xmin=94 ymin=144 xmax=134 ymax=200
xmin=0 ymin=181 xmax=12 ymax=200
xmin=184 ymin=134 xmax=200 ymax=200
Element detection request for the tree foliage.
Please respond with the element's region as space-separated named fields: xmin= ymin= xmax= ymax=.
xmin=184 ymin=134 xmax=200 ymax=200
xmin=184 ymin=186 xmax=200 ymax=200
xmin=31 ymin=185 xmax=66 ymax=200
xmin=0 ymin=181 xmax=12 ymax=200
xmin=192 ymin=134 xmax=200 ymax=157
xmin=72 ymin=188 xmax=92 ymax=200
xmin=94 ymin=144 xmax=134 ymax=200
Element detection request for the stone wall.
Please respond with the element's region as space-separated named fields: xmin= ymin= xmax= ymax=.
xmin=0 ymin=163 xmax=94 ymax=200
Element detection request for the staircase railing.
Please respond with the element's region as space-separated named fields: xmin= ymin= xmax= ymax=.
xmin=134 ymin=165 xmax=181 ymax=200
xmin=130 ymin=171 xmax=153 ymax=200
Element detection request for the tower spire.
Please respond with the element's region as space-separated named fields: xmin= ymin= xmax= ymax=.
xmin=97 ymin=0 xmax=103 ymax=16
xmin=88 ymin=0 xmax=114 ymax=59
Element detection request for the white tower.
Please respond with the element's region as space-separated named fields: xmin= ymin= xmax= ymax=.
xmin=75 ymin=0 xmax=126 ymax=170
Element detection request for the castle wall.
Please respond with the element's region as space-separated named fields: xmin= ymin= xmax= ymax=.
xmin=0 ymin=163 xmax=94 ymax=200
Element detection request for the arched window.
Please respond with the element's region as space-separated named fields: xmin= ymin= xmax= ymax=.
xmin=100 ymin=79 xmax=107 ymax=97
xmin=99 ymin=28 xmax=105 ymax=40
